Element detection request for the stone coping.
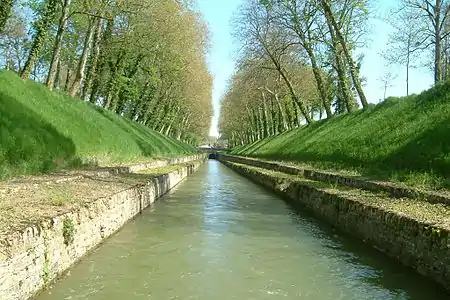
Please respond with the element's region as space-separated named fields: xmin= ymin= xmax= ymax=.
xmin=219 ymin=154 xmax=450 ymax=206
xmin=0 ymin=158 xmax=205 ymax=300
xmin=220 ymin=160 xmax=450 ymax=292
xmin=0 ymin=157 xmax=205 ymax=240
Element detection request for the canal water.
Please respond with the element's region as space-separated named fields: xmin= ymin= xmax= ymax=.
xmin=35 ymin=161 xmax=448 ymax=300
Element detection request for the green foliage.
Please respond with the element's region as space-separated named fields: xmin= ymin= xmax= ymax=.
xmin=0 ymin=71 xmax=194 ymax=179
xmin=62 ymin=217 xmax=75 ymax=246
xmin=20 ymin=0 xmax=59 ymax=79
xmin=233 ymin=82 xmax=450 ymax=190
xmin=0 ymin=0 xmax=15 ymax=33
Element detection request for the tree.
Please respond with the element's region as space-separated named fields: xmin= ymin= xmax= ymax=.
xmin=262 ymin=0 xmax=333 ymax=118
xmin=320 ymin=0 xmax=369 ymax=109
xmin=402 ymin=0 xmax=450 ymax=83
xmin=46 ymin=0 xmax=72 ymax=89
xmin=69 ymin=15 xmax=95 ymax=97
xmin=0 ymin=0 xmax=15 ymax=33
xmin=21 ymin=0 xmax=59 ymax=79
xmin=378 ymin=70 xmax=397 ymax=101
xmin=0 ymin=0 xmax=213 ymax=144
xmin=233 ymin=0 xmax=313 ymax=124
xmin=382 ymin=7 xmax=425 ymax=96
xmin=0 ymin=8 xmax=27 ymax=71
xmin=219 ymin=51 xmax=320 ymax=146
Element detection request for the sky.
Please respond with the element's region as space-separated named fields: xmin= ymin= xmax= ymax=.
xmin=196 ymin=0 xmax=435 ymax=137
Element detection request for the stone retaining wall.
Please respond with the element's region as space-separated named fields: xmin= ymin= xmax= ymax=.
xmin=82 ymin=154 xmax=205 ymax=177
xmin=218 ymin=158 xmax=450 ymax=292
xmin=218 ymin=154 xmax=450 ymax=205
xmin=0 ymin=160 xmax=204 ymax=300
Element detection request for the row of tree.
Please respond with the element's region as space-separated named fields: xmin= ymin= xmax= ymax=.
xmin=219 ymin=0 xmax=450 ymax=147
xmin=0 ymin=0 xmax=213 ymax=144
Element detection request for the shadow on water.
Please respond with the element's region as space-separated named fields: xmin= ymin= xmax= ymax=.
xmin=34 ymin=160 xmax=449 ymax=300
xmin=210 ymin=161 xmax=449 ymax=299
xmin=286 ymin=209 xmax=448 ymax=299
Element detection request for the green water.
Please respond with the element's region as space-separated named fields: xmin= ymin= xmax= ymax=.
xmin=35 ymin=161 xmax=448 ymax=299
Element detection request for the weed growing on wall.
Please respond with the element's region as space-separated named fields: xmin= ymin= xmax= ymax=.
xmin=62 ymin=218 xmax=75 ymax=246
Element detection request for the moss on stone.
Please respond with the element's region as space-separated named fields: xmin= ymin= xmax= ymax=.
xmin=226 ymin=161 xmax=450 ymax=231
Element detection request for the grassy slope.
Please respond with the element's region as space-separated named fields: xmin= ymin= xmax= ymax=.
xmin=233 ymin=81 xmax=450 ymax=190
xmin=0 ymin=71 xmax=195 ymax=179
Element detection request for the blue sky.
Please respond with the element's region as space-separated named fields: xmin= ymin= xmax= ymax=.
xmin=196 ymin=0 xmax=435 ymax=137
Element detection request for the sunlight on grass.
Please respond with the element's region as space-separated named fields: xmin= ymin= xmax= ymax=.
xmin=0 ymin=71 xmax=195 ymax=179
xmin=233 ymin=81 xmax=450 ymax=190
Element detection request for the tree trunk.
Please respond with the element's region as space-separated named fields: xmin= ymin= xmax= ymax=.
xmin=176 ymin=116 xmax=187 ymax=140
xmin=104 ymin=51 xmax=126 ymax=109
xmin=284 ymin=100 xmax=294 ymax=129
xmin=261 ymin=92 xmax=271 ymax=137
xmin=21 ymin=0 xmax=59 ymax=79
xmin=0 ymin=0 xmax=14 ymax=33
xmin=69 ymin=16 xmax=95 ymax=97
xmin=309 ymin=54 xmax=332 ymax=117
xmin=164 ymin=107 xmax=180 ymax=136
xmin=159 ymin=124 xmax=165 ymax=134
xmin=384 ymin=83 xmax=387 ymax=100
xmin=258 ymin=107 xmax=265 ymax=138
xmin=406 ymin=47 xmax=410 ymax=96
xmin=83 ymin=17 xmax=104 ymax=99
xmin=287 ymin=3 xmax=332 ymax=117
xmin=55 ymin=57 xmax=62 ymax=89
xmin=293 ymin=101 xmax=302 ymax=126
xmin=253 ymin=108 xmax=261 ymax=140
xmin=89 ymin=19 xmax=114 ymax=103
xmin=46 ymin=0 xmax=72 ymax=89
xmin=64 ymin=66 xmax=72 ymax=91
xmin=143 ymin=83 xmax=172 ymax=125
xmin=328 ymin=21 xmax=355 ymax=112
xmin=260 ymin=39 xmax=312 ymax=123
xmin=322 ymin=0 xmax=369 ymax=109
xmin=131 ymin=81 xmax=150 ymax=120
xmin=269 ymin=94 xmax=278 ymax=135
xmin=246 ymin=105 xmax=258 ymax=140
xmin=434 ymin=0 xmax=443 ymax=83
xmin=275 ymin=94 xmax=288 ymax=131
xmin=279 ymin=69 xmax=312 ymax=123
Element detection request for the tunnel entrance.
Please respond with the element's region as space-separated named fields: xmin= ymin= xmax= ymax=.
xmin=208 ymin=153 xmax=216 ymax=159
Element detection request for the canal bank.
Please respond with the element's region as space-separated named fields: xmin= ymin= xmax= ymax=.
xmin=34 ymin=160 xmax=448 ymax=299
xmin=0 ymin=155 xmax=206 ymax=300
xmin=217 ymin=154 xmax=450 ymax=293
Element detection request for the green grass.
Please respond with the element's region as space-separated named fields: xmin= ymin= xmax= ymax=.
xmin=232 ymin=80 xmax=450 ymax=191
xmin=138 ymin=161 xmax=197 ymax=176
xmin=0 ymin=70 xmax=195 ymax=179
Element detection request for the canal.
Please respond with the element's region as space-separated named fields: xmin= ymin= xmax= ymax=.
xmin=35 ymin=160 xmax=447 ymax=299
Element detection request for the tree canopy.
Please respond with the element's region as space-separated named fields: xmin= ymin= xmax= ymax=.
xmin=0 ymin=0 xmax=213 ymax=145
xmin=220 ymin=0 xmax=370 ymax=146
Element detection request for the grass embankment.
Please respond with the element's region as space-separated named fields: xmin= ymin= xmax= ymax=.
xmin=0 ymin=71 xmax=195 ymax=179
xmin=233 ymin=81 xmax=450 ymax=190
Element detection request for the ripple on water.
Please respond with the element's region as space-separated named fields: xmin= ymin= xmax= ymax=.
xmin=35 ymin=161 xmax=449 ymax=300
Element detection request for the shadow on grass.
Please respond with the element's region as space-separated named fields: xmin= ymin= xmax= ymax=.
xmin=380 ymin=117 xmax=450 ymax=178
xmin=234 ymin=96 xmax=450 ymax=189
xmin=0 ymin=91 xmax=81 ymax=179
xmin=91 ymin=106 xmax=192 ymax=157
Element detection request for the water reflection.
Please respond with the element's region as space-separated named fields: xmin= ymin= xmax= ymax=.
xmin=35 ymin=161 xmax=448 ymax=300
